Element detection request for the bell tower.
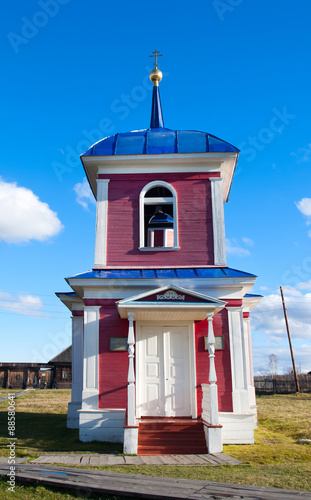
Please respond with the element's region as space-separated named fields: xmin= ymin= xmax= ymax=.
xmin=58 ymin=54 xmax=261 ymax=452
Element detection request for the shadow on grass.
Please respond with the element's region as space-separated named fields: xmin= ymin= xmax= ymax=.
xmin=0 ymin=412 xmax=122 ymax=454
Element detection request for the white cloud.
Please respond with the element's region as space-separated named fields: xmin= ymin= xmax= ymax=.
xmin=251 ymin=290 xmax=311 ymax=343
xmin=242 ymin=237 xmax=254 ymax=247
xmin=295 ymin=198 xmax=311 ymax=238
xmin=226 ymin=238 xmax=250 ymax=257
xmin=74 ymin=177 xmax=95 ymax=210
xmin=296 ymin=280 xmax=311 ymax=291
xmin=296 ymin=198 xmax=311 ymax=217
xmin=0 ymin=179 xmax=63 ymax=244
xmin=0 ymin=290 xmax=47 ymax=317
xmin=291 ymin=143 xmax=311 ymax=163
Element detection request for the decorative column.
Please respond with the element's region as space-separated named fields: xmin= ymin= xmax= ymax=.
xmin=210 ymin=177 xmax=226 ymax=266
xmin=123 ymin=311 xmax=138 ymax=454
xmin=67 ymin=314 xmax=84 ymax=428
xmin=94 ymin=178 xmax=110 ymax=268
xmin=127 ymin=312 xmax=136 ymax=426
xmin=227 ymin=307 xmax=250 ymax=414
xmin=203 ymin=314 xmax=222 ymax=453
xmin=207 ymin=315 xmax=219 ymax=425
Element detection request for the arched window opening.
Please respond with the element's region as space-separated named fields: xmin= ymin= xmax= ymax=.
xmin=139 ymin=181 xmax=179 ymax=250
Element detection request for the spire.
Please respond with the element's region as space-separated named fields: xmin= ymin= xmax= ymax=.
xmin=149 ymin=50 xmax=164 ymax=128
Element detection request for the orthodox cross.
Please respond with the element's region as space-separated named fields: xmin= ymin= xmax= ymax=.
xmin=149 ymin=50 xmax=163 ymax=69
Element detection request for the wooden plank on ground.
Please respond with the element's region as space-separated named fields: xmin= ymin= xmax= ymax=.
xmin=171 ymin=454 xmax=195 ymax=465
xmin=106 ymin=456 xmax=125 ymax=465
xmin=196 ymin=454 xmax=218 ymax=465
xmin=97 ymin=455 xmax=109 ymax=466
xmin=79 ymin=456 xmax=91 ymax=466
xmin=124 ymin=455 xmax=144 ymax=465
xmin=2 ymin=464 xmax=310 ymax=500
xmin=62 ymin=455 xmax=82 ymax=466
xmin=156 ymin=455 xmax=179 ymax=465
xmin=211 ymin=452 xmax=241 ymax=465
xmin=89 ymin=456 xmax=102 ymax=466
xmin=187 ymin=455 xmax=212 ymax=465
xmin=30 ymin=456 xmax=48 ymax=464
xmin=140 ymin=455 xmax=165 ymax=465
xmin=41 ymin=455 xmax=61 ymax=464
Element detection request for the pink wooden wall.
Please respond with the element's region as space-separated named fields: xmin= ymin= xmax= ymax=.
xmin=98 ymin=301 xmax=128 ymax=409
xmin=99 ymin=172 xmax=219 ymax=268
xmin=195 ymin=308 xmax=234 ymax=415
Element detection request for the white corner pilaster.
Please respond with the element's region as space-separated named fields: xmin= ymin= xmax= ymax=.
xmin=81 ymin=306 xmax=100 ymax=410
xmin=67 ymin=314 xmax=84 ymax=428
xmin=94 ymin=178 xmax=110 ymax=268
xmin=243 ymin=314 xmax=257 ymax=427
xmin=210 ymin=177 xmax=226 ymax=266
xmin=227 ymin=307 xmax=250 ymax=414
xmin=71 ymin=316 xmax=84 ymax=403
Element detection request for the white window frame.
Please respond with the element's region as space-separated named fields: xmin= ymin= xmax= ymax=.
xmin=139 ymin=180 xmax=179 ymax=251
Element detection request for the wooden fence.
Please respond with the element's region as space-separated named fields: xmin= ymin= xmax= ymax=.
xmin=254 ymin=374 xmax=311 ymax=394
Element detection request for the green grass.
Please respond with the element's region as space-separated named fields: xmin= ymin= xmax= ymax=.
xmin=224 ymin=393 xmax=311 ymax=465
xmin=0 ymin=390 xmax=122 ymax=457
xmin=0 ymin=390 xmax=310 ymax=494
xmin=95 ymin=463 xmax=311 ymax=492
xmin=0 ymin=389 xmax=25 ymax=396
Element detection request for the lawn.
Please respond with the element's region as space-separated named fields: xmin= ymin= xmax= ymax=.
xmin=0 ymin=390 xmax=310 ymax=496
xmin=0 ymin=390 xmax=122 ymax=457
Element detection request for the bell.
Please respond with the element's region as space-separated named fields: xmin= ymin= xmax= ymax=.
xmin=147 ymin=206 xmax=174 ymax=248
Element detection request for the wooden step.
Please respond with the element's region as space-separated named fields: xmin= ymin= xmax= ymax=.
xmin=137 ymin=418 xmax=207 ymax=455
xmin=139 ymin=435 xmax=205 ymax=443
xmin=137 ymin=446 xmax=208 ymax=455
xmin=139 ymin=428 xmax=203 ymax=435
xmin=139 ymin=423 xmax=203 ymax=431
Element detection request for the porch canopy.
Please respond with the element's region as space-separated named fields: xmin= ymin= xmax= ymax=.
xmin=116 ymin=284 xmax=226 ymax=321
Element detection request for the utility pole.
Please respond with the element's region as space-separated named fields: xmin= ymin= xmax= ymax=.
xmin=280 ymin=286 xmax=300 ymax=393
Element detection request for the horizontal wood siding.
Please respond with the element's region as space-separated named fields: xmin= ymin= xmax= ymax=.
xmin=195 ymin=309 xmax=233 ymax=416
xmin=102 ymin=173 xmax=216 ymax=267
xmin=98 ymin=303 xmax=128 ymax=409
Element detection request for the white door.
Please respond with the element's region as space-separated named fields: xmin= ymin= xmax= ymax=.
xmin=137 ymin=325 xmax=191 ymax=417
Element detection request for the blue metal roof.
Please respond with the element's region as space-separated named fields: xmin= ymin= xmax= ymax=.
xmin=81 ymin=128 xmax=239 ymax=157
xmin=67 ymin=267 xmax=256 ymax=280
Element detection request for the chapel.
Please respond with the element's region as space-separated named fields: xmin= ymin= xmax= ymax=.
xmin=57 ymin=52 xmax=261 ymax=454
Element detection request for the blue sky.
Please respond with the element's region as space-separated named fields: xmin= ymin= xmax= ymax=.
xmin=1 ymin=0 xmax=311 ymax=374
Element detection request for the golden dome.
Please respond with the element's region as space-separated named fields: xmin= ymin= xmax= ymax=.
xmin=149 ymin=68 xmax=163 ymax=87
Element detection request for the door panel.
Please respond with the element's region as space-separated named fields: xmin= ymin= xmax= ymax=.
xmin=165 ymin=326 xmax=191 ymax=416
xmin=138 ymin=325 xmax=191 ymax=417
xmin=139 ymin=325 xmax=164 ymax=416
